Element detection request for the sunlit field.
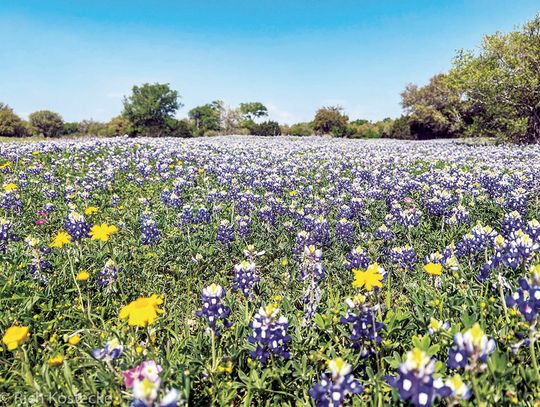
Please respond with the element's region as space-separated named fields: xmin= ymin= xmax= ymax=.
xmin=0 ymin=136 xmax=539 ymax=406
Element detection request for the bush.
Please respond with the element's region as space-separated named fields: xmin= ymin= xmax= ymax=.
xmin=169 ymin=119 xmax=193 ymax=138
xmin=29 ymin=110 xmax=64 ymax=137
xmin=63 ymin=122 xmax=79 ymax=136
xmin=288 ymin=122 xmax=313 ymax=137
xmin=0 ymin=103 xmax=28 ymax=137
xmin=252 ymin=120 xmax=281 ymax=137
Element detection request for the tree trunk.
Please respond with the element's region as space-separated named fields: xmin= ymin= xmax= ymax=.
xmin=527 ymin=108 xmax=540 ymax=143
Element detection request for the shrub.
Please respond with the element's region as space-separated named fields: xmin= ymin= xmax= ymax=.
xmin=252 ymin=120 xmax=281 ymax=137
xmin=29 ymin=110 xmax=64 ymax=138
xmin=0 ymin=103 xmax=28 ymax=137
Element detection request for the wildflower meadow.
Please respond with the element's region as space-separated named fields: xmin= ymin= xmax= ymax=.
xmin=0 ymin=136 xmax=539 ymax=406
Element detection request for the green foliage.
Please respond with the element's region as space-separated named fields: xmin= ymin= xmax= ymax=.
xmin=169 ymin=119 xmax=193 ymax=138
xmin=385 ymin=115 xmax=413 ymax=140
xmin=62 ymin=122 xmax=79 ymax=136
xmin=251 ymin=120 xmax=281 ymax=137
xmin=313 ymin=106 xmax=349 ymax=136
xmin=348 ymin=118 xmax=393 ymax=139
xmin=448 ymin=15 xmax=540 ymax=143
xmin=239 ymin=102 xmax=268 ymax=121
xmin=122 ymin=83 xmax=181 ymax=137
xmin=28 ymin=110 xmax=64 ymax=138
xmin=287 ymin=122 xmax=313 ymax=137
xmin=188 ymin=101 xmax=223 ymax=136
xmin=0 ymin=103 xmax=28 ymax=138
xmin=400 ymin=74 xmax=466 ymax=140
xmin=106 ymin=116 xmax=131 ymax=137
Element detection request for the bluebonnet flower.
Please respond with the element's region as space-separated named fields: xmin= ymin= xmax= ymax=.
xmin=445 ymin=205 xmax=469 ymax=226
xmin=340 ymin=294 xmax=384 ymax=356
xmin=64 ymin=210 xmax=90 ymax=241
xmin=389 ymin=245 xmax=418 ymax=271
xmin=501 ymin=211 xmax=524 ymax=236
xmin=0 ymin=218 xmax=14 ymax=254
xmin=335 ymin=218 xmax=354 ymax=245
xmin=374 ymin=224 xmax=394 ymax=241
xmin=447 ymin=323 xmax=496 ymax=371
xmin=140 ymin=211 xmax=160 ymax=245
xmin=235 ymin=215 xmax=251 ymax=239
xmin=444 ymin=374 xmax=471 ymax=402
xmin=427 ymin=318 xmax=450 ymax=335
xmin=216 ymin=219 xmax=234 ymax=247
xmin=344 ymin=246 xmax=370 ymax=270
xmin=98 ymin=259 xmax=120 ymax=290
xmin=299 ymin=245 xmax=325 ymax=323
xmin=505 ymin=265 xmax=540 ymax=323
xmin=25 ymin=237 xmax=51 ymax=284
xmin=387 ymin=347 xmax=451 ymax=407
xmin=92 ymin=338 xmax=123 ymax=361
xmin=232 ymin=260 xmax=259 ymax=298
xmin=248 ymin=303 xmax=291 ymax=364
xmin=195 ymin=284 xmax=232 ymax=336
xmin=0 ymin=190 xmax=23 ymax=212
xmin=309 ymin=358 xmax=364 ymax=407
xmin=195 ymin=207 xmax=210 ymax=224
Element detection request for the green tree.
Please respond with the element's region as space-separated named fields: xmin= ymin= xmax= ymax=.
xmin=29 ymin=110 xmax=64 ymax=137
xmin=288 ymin=122 xmax=313 ymax=137
xmin=253 ymin=120 xmax=281 ymax=137
xmin=449 ymin=14 xmax=540 ymax=143
xmin=106 ymin=116 xmax=131 ymax=137
xmin=239 ymin=102 xmax=268 ymax=121
xmin=188 ymin=101 xmax=223 ymax=136
xmin=122 ymin=83 xmax=181 ymax=137
xmin=0 ymin=103 xmax=28 ymax=137
xmin=313 ymin=106 xmax=349 ymax=136
xmin=400 ymin=73 xmax=465 ymax=139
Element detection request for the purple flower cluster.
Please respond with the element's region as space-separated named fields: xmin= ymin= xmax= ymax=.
xmin=195 ymin=284 xmax=232 ymax=336
xmin=232 ymin=260 xmax=259 ymax=298
xmin=248 ymin=304 xmax=291 ymax=364
xmin=309 ymin=358 xmax=364 ymax=407
xmin=64 ymin=210 xmax=90 ymax=241
xmin=140 ymin=211 xmax=160 ymax=245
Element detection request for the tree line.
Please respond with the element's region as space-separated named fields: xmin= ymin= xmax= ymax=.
xmin=0 ymin=86 xmax=392 ymax=139
xmin=1 ymin=14 xmax=539 ymax=142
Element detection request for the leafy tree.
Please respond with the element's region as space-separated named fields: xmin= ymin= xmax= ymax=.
xmin=400 ymin=73 xmax=466 ymax=139
xmin=78 ymin=119 xmax=108 ymax=137
xmin=449 ymin=14 xmax=540 ymax=143
xmin=63 ymin=122 xmax=79 ymax=136
xmin=29 ymin=110 xmax=64 ymax=137
xmin=313 ymin=106 xmax=349 ymax=136
xmin=287 ymin=122 xmax=313 ymax=137
xmin=188 ymin=101 xmax=223 ymax=136
xmin=169 ymin=119 xmax=193 ymax=138
xmin=0 ymin=103 xmax=28 ymax=137
xmin=385 ymin=115 xmax=413 ymax=139
xmin=253 ymin=120 xmax=281 ymax=137
xmin=106 ymin=116 xmax=131 ymax=137
xmin=239 ymin=102 xmax=268 ymax=121
xmin=122 ymin=83 xmax=181 ymax=137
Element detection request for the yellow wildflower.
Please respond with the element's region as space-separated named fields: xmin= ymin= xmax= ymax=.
xmin=3 ymin=183 xmax=17 ymax=191
xmin=68 ymin=334 xmax=81 ymax=345
xmin=2 ymin=326 xmax=30 ymax=351
xmin=50 ymin=231 xmax=71 ymax=248
xmin=119 ymin=294 xmax=164 ymax=327
xmin=352 ymin=263 xmax=384 ymax=291
xmin=424 ymin=263 xmax=442 ymax=276
xmin=89 ymin=224 xmax=118 ymax=242
xmin=48 ymin=354 xmax=64 ymax=366
xmin=84 ymin=206 xmax=99 ymax=215
xmin=76 ymin=271 xmax=90 ymax=281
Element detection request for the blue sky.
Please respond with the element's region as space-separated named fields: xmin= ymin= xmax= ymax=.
xmin=1 ymin=1 xmax=539 ymax=124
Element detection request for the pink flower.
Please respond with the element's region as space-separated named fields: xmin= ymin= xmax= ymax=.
xmin=122 ymin=360 xmax=163 ymax=389
xmin=37 ymin=211 xmax=48 ymax=217
xmin=35 ymin=219 xmax=47 ymax=225
xmin=403 ymin=197 xmax=413 ymax=204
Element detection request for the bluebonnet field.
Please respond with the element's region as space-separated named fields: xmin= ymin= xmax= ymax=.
xmin=0 ymin=136 xmax=539 ymax=406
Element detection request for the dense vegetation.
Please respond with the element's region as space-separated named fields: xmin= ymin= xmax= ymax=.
xmin=0 ymin=137 xmax=539 ymax=406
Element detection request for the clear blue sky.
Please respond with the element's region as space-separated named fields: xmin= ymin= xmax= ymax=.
xmin=1 ymin=1 xmax=539 ymax=124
